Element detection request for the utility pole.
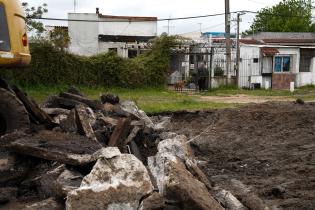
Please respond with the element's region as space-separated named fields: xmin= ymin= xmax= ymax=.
xmin=225 ymin=0 xmax=231 ymax=85
xmin=236 ymin=13 xmax=241 ymax=87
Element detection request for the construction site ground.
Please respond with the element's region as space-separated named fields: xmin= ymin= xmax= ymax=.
xmin=167 ymin=102 xmax=315 ymax=210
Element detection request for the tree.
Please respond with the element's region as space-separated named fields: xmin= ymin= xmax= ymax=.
xmin=49 ymin=27 xmax=71 ymax=51
xmin=22 ymin=2 xmax=48 ymax=37
xmin=244 ymin=0 xmax=314 ymax=35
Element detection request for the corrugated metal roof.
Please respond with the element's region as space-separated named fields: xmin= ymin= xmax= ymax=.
xmin=98 ymin=14 xmax=157 ymax=21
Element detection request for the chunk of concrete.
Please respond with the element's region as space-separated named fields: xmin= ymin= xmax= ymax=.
xmin=154 ymin=117 xmax=171 ymax=131
xmin=66 ymin=154 xmax=154 ymax=210
xmin=91 ymin=147 xmax=121 ymax=160
xmin=159 ymin=132 xmax=177 ymax=140
xmin=75 ymin=105 xmax=97 ymax=142
xmin=139 ymin=192 xmax=165 ymax=210
xmin=60 ymin=109 xmax=78 ymax=133
xmin=42 ymin=108 xmax=71 ymax=116
xmin=5 ymin=130 xmax=102 ymax=166
xmin=108 ymin=118 xmax=131 ymax=147
xmin=56 ymin=169 xmax=83 ymax=197
xmin=148 ymin=155 xmax=224 ymax=210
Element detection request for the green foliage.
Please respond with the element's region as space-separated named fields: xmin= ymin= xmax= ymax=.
xmin=0 ymin=35 xmax=177 ymax=88
xmin=49 ymin=28 xmax=70 ymax=51
xmin=22 ymin=2 xmax=48 ymax=37
xmin=244 ymin=0 xmax=314 ymax=34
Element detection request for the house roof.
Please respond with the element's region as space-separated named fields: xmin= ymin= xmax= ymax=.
xmin=262 ymin=39 xmax=315 ymax=46
xmin=98 ymin=14 xmax=157 ymax=22
xmin=240 ymin=39 xmax=264 ymax=45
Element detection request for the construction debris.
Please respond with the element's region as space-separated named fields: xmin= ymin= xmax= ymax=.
xmin=0 ymin=87 xmax=230 ymax=209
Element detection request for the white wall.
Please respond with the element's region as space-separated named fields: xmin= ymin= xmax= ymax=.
xmin=296 ymin=57 xmax=315 ymax=87
xmin=68 ymin=13 xmax=100 ymax=56
xmin=99 ymin=20 xmax=157 ymax=37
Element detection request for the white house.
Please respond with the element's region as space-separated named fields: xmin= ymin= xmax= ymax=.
xmin=68 ymin=9 xmax=157 ymax=57
xmin=239 ymin=33 xmax=315 ymax=89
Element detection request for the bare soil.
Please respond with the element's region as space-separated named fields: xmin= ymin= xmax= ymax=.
xmin=167 ymin=102 xmax=315 ymax=210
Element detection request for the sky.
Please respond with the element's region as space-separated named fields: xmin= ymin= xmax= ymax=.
xmin=23 ymin=0 xmax=283 ymax=35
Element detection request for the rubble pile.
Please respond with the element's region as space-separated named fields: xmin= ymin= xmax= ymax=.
xmin=0 ymin=87 xmax=225 ymax=210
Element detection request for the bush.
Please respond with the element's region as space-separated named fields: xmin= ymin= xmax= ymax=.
xmin=0 ymin=35 xmax=177 ymax=88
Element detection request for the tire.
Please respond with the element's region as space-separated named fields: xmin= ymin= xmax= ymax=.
xmin=0 ymin=88 xmax=30 ymax=136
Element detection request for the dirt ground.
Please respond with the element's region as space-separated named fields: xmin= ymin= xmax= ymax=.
xmin=167 ymin=102 xmax=315 ymax=210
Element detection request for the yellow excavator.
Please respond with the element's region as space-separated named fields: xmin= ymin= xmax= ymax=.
xmin=0 ymin=0 xmax=32 ymax=136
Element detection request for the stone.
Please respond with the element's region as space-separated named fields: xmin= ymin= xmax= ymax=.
xmin=91 ymin=147 xmax=121 ymax=160
xmin=148 ymin=155 xmax=224 ymax=210
xmin=139 ymin=192 xmax=165 ymax=210
xmin=22 ymin=198 xmax=64 ymax=210
xmin=53 ymin=114 xmax=68 ymax=125
xmin=0 ymin=187 xmax=17 ymax=204
xmin=60 ymin=109 xmax=78 ymax=133
xmin=56 ymin=169 xmax=83 ymax=197
xmin=100 ymin=93 xmax=120 ymax=105
xmin=215 ymin=189 xmax=247 ymax=210
xmin=154 ymin=117 xmax=171 ymax=131
xmin=75 ymin=105 xmax=97 ymax=142
xmin=108 ymin=118 xmax=131 ymax=147
xmin=59 ymin=92 xmax=103 ymax=110
xmin=157 ymin=135 xmax=193 ymax=161
xmin=66 ymin=154 xmax=154 ymax=210
xmin=4 ymin=130 xmax=102 ymax=166
xmin=159 ymin=132 xmax=177 ymax=140
xmin=124 ymin=126 xmax=141 ymax=145
xmin=42 ymin=108 xmax=71 ymax=116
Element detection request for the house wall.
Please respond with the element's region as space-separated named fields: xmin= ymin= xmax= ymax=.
xmin=98 ymin=20 xmax=157 ymax=37
xmin=68 ymin=13 xmax=99 ymax=56
xmin=296 ymin=57 xmax=315 ymax=87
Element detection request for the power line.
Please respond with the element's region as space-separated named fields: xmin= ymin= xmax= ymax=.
xmin=28 ymin=11 xmax=243 ymax=23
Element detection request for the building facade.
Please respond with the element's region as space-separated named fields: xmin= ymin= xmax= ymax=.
xmin=68 ymin=9 xmax=157 ymax=57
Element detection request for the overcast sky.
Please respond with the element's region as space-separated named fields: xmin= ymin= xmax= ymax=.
xmin=24 ymin=0 xmax=283 ymax=34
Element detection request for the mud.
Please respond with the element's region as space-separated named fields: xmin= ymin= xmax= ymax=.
xmin=167 ymin=102 xmax=315 ymax=210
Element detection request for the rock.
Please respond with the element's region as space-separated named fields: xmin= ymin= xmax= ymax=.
xmin=154 ymin=117 xmax=171 ymax=131
xmin=124 ymin=126 xmax=141 ymax=145
xmin=36 ymin=165 xmax=66 ymax=198
xmin=100 ymin=93 xmax=120 ymax=105
xmin=91 ymin=147 xmax=121 ymax=160
xmin=100 ymin=116 xmax=119 ymax=127
xmin=4 ymin=130 xmax=102 ymax=166
xmin=159 ymin=132 xmax=177 ymax=140
xmin=53 ymin=114 xmax=68 ymax=125
xmin=139 ymin=192 xmax=165 ymax=210
xmin=42 ymin=108 xmax=71 ymax=116
xmin=296 ymin=98 xmax=305 ymax=105
xmin=157 ymin=135 xmax=193 ymax=161
xmin=43 ymin=96 xmax=85 ymax=110
xmin=59 ymin=92 xmax=103 ymax=110
xmin=56 ymin=169 xmax=83 ymax=197
xmin=120 ymin=101 xmax=154 ymax=128
xmin=75 ymin=105 xmax=97 ymax=142
xmin=60 ymin=109 xmax=78 ymax=133
xmin=148 ymin=155 xmax=224 ymax=210
xmin=215 ymin=189 xmax=247 ymax=210
xmin=108 ymin=118 xmax=131 ymax=147
xmin=0 ymin=187 xmax=17 ymax=204
xmin=66 ymin=154 xmax=154 ymax=210
xmin=22 ymin=198 xmax=64 ymax=210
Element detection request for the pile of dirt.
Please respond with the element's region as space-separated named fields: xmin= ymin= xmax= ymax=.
xmin=167 ymin=102 xmax=315 ymax=210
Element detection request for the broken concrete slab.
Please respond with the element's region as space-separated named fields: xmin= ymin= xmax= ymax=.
xmin=4 ymin=130 xmax=102 ymax=166
xmin=59 ymin=92 xmax=102 ymax=110
xmin=148 ymin=155 xmax=224 ymax=210
xmin=91 ymin=147 xmax=121 ymax=161
xmin=159 ymin=132 xmax=177 ymax=140
xmin=60 ymin=109 xmax=78 ymax=133
xmin=75 ymin=105 xmax=97 ymax=142
xmin=66 ymin=154 xmax=154 ymax=210
xmin=108 ymin=118 xmax=131 ymax=147
xmin=53 ymin=114 xmax=68 ymax=125
xmin=139 ymin=192 xmax=165 ymax=210
xmin=42 ymin=108 xmax=71 ymax=116
xmin=43 ymin=96 xmax=85 ymax=110
xmin=157 ymin=135 xmax=194 ymax=161
xmin=22 ymin=198 xmax=64 ymax=210
xmin=124 ymin=126 xmax=141 ymax=145
xmin=56 ymin=169 xmax=83 ymax=197
xmin=215 ymin=189 xmax=247 ymax=210
xmin=100 ymin=116 xmax=118 ymax=127
xmin=154 ymin=117 xmax=171 ymax=132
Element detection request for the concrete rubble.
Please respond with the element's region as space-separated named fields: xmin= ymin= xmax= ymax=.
xmin=0 ymin=86 xmax=236 ymax=210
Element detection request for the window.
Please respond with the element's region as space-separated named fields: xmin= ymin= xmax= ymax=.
xmin=128 ymin=49 xmax=138 ymax=58
xmin=300 ymin=49 xmax=315 ymax=72
xmin=253 ymin=58 xmax=259 ymax=63
xmin=0 ymin=4 xmax=10 ymax=52
xmin=274 ymin=56 xmax=291 ymax=73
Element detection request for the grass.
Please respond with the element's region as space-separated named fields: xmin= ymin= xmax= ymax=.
xmin=24 ymin=84 xmax=315 ymax=113
xmin=24 ymin=86 xmax=237 ymax=113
